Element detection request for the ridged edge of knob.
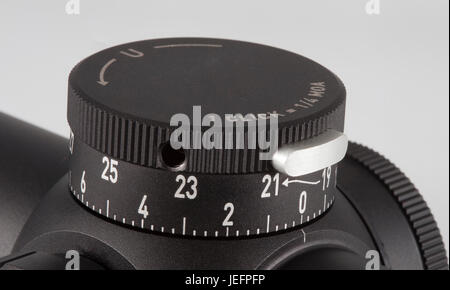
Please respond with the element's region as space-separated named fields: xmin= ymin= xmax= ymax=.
xmin=347 ymin=142 xmax=448 ymax=270
xmin=68 ymin=86 xmax=345 ymax=173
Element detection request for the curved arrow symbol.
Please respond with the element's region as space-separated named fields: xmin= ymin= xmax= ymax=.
xmin=97 ymin=58 xmax=117 ymax=86
xmin=282 ymin=178 xmax=320 ymax=187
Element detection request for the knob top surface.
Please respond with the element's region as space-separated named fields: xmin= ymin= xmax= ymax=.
xmin=69 ymin=38 xmax=344 ymax=126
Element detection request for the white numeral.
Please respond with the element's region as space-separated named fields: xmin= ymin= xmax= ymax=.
xmin=174 ymin=175 xmax=198 ymax=199
xmin=185 ymin=176 xmax=198 ymax=199
xmin=222 ymin=202 xmax=234 ymax=227
xmin=138 ymin=195 xmax=149 ymax=219
xmin=261 ymin=173 xmax=280 ymax=198
xmin=101 ymin=157 xmax=119 ymax=183
xmin=322 ymin=166 xmax=331 ymax=190
xmin=174 ymin=175 xmax=186 ymax=198
xmin=299 ymin=190 xmax=307 ymax=214
xmin=80 ymin=170 xmax=86 ymax=193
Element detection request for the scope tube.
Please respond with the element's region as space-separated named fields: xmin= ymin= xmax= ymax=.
xmin=0 ymin=112 xmax=68 ymax=257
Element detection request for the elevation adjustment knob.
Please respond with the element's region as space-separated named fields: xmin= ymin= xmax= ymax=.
xmin=67 ymin=38 xmax=347 ymax=238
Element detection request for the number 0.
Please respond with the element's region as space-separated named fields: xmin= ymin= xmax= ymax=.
xmin=299 ymin=191 xmax=307 ymax=214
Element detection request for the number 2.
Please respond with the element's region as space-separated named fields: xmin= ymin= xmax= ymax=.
xmin=222 ymin=202 xmax=234 ymax=226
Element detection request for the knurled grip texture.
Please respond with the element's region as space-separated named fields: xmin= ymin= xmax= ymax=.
xmin=68 ymin=87 xmax=345 ymax=174
xmin=347 ymin=143 xmax=448 ymax=270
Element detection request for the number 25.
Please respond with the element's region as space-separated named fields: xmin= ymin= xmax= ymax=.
xmin=101 ymin=156 xmax=118 ymax=183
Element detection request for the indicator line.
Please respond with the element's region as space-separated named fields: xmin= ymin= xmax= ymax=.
xmin=153 ymin=43 xmax=222 ymax=49
xmin=301 ymin=229 xmax=306 ymax=243
xmin=323 ymin=194 xmax=327 ymax=211
xmin=266 ymin=215 xmax=270 ymax=233
xmin=106 ymin=200 xmax=110 ymax=217
xmin=182 ymin=217 xmax=186 ymax=235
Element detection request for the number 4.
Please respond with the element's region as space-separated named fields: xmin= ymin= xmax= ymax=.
xmin=138 ymin=195 xmax=149 ymax=219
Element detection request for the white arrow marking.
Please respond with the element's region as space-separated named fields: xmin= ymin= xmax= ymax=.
xmin=282 ymin=177 xmax=320 ymax=187
xmin=97 ymin=58 xmax=117 ymax=86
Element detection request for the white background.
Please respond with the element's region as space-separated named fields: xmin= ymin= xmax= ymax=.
xmin=0 ymin=0 xmax=448 ymax=253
